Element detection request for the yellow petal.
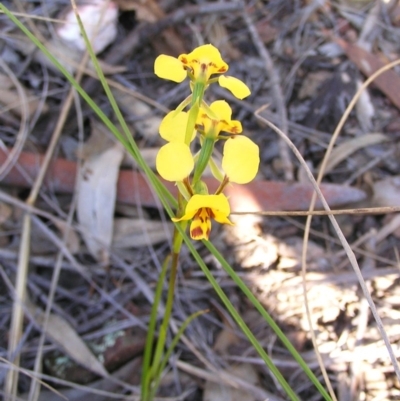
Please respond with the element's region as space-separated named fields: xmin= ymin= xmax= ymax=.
xmin=220 ymin=119 xmax=242 ymax=135
xmin=213 ymin=210 xmax=234 ymax=225
xmin=188 ymin=44 xmax=225 ymax=65
xmin=156 ymin=142 xmax=194 ymax=181
xmin=185 ymin=194 xmax=231 ymax=217
xmin=154 ymin=55 xmax=187 ymax=82
xmin=210 ymin=100 xmax=232 ymax=121
xmin=179 ymin=44 xmax=228 ymax=80
xmin=218 ymin=75 xmax=251 ymax=99
xmin=160 ymin=111 xmax=193 ymax=142
xmin=198 ymin=101 xmax=242 ymax=135
xmin=222 ymin=136 xmax=259 ymax=184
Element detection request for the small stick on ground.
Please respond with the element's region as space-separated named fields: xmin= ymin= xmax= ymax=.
xmin=242 ymin=5 xmax=294 ymax=181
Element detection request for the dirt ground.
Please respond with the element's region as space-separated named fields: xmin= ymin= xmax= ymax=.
xmin=1 ymin=0 xmax=400 ymax=400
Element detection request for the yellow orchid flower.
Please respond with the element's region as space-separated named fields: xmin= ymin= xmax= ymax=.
xmin=197 ymin=100 xmax=242 ymax=137
xmin=179 ymin=44 xmax=228 ymax=82
xmin=154 ymin=44 xmax=251 ymax=99
xmin=172 ymin=194 xmax=233 ymax=240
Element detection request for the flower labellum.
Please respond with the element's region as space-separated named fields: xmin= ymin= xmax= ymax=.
xmin=173 ymin=194 xmax=233 ymax=240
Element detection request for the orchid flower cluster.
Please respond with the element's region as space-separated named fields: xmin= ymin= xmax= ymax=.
xmin=154 ymin=44 xmax=260 ymax=240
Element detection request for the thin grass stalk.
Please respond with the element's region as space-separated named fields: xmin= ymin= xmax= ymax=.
xmin=149 ymin=309 xmax=207 ymax=400
xmin=140 ymin=255 xmax=170 ymax=400
xmin=145 ymin=251 xmax=179 ymax=400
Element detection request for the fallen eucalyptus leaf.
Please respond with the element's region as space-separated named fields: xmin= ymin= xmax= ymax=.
xmin=27 ymin=301 xmax=108 ymax=378
xmin=323 ymin=133 xmax=389 ymax=174
xmin=77 ymin=143 xmax=124 ymax=263
xmin=57 ymin=1 xmax=118 ymax=54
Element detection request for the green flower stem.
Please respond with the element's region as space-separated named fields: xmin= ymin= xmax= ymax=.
xmin=141 ymin=255 xmax=170 ymax=400
xmin=191 ymin=81 xmax=206 ymax=107
xmin=146 ymin=247 xmax=179 ymax=399
xmin=184 ymin=103 xmax=199 ymax=147
xmin=192 ymin=136 xmax=215 ymax=185
xmin=142 ymin=221 xmax=188 ymax=400
xmin=184 ymin=81 xmax=205 ymax=146
xmin=149 ymin=309 xmax=207 ymax=400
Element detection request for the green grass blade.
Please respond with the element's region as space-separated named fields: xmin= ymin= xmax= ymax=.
xmin=141 ymin=255 xmax=170 ymax=399
xmin=150 ymin=309 xmax=207 ymax=400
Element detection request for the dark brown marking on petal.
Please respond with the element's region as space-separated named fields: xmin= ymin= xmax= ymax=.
xmin=231 ymin=126 xmax=240 ymax=134
xmin=191 ymin=226 xmax=204 ymax=239
xmin=180 ymin=56 xmax=188 ymax=64
xmin=218 ymin=67 xmax=227 ymax=72
xmin=206 ymin=207 xmax=215 ymax=219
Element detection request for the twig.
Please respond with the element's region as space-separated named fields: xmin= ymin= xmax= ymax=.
xmin=233 ymin=206 xmax=400 ymax=216
xmin=242 ymin=4 xmax=293 ymax=181
xmin=349 ymin=233 xmax=376 ymax=398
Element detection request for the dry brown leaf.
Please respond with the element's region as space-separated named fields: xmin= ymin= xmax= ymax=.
xmin=112 ymin=218 xmax=172 ymax=248
xmin=323 ymin=132 xmax=389 ymax=174
xmin=337 ymin=39 xmax=400 ymax=110
xmin=77 ymin=142 xmax=124 ymax=263
xmin=213 ymin=327 xmax=240 ymax=354
xmin=203 ymin=364 xmax=259 ymax=401
xmin=27 ymin=301 xmax=108 ymax=377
